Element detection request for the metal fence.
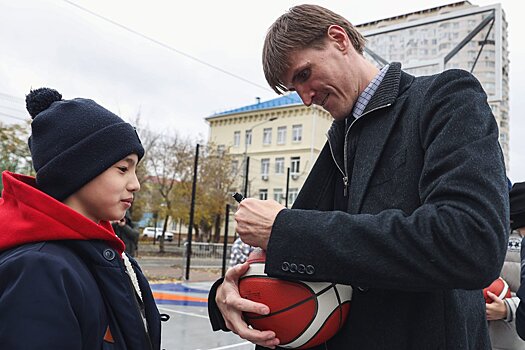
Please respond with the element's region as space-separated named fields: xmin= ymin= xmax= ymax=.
xmin=183 ymin=242 xmax=233 ymax=268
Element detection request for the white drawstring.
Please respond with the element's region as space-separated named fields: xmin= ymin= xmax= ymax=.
xmin=122 ymin=252 xmax=143 ymax=302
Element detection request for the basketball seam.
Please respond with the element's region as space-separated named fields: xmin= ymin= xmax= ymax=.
xmin=285 ymin=295 xmax=345 ymax=349
xmin=333 ymin=285 xmax=343 ymax=330
xmin=245 ymin=283 xmax=334 ymax=320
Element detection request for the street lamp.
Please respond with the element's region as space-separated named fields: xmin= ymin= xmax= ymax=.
xmin=242 ymin=117 xmax=278 ymax=197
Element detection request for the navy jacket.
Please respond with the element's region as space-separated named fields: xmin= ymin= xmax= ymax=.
xmin=0 ymin=172 xmax=161 ymax=349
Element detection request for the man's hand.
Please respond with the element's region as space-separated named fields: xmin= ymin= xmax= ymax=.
xmin=486 ymin=291 xmax=508 ymax=321
xmin=216 ymin=262 xmax=280 ymax=348
xmin=234 ymin=198 xmax=285 ymax=250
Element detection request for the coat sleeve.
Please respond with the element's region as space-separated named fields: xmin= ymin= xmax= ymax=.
xmin=265 ymin=70 xmax=509 ymax=291
xmin=207 ymin=277 xmax=231 ymax=331
xmin=0 ymin=250 xmax=103 ymax=349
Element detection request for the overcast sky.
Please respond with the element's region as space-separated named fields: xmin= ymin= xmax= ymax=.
xmin=0 ymin=0 xmax=523 ymax=180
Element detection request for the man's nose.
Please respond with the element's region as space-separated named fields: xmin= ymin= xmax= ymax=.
xmin=296 ymin=86 xmax=314 ymax=107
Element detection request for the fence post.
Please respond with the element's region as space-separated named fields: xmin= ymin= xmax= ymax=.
xmin=222 ymin=204 xmax=230 ymax=277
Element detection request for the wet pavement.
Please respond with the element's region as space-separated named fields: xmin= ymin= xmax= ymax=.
xmin=151 ymin=281 xmax=253 ymax=350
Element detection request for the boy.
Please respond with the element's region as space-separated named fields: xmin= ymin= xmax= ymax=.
xmin=0 ymin=87 xmax=161 ymax=349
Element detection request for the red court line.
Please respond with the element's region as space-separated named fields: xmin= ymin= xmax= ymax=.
xmin=153 ymin=292 xmax=208 ymax=302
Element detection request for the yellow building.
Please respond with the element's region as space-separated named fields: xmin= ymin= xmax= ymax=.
xmin=206 ymin=93 xmax=332 ymax=207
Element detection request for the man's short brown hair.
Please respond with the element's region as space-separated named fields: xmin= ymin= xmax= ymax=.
xmin=262 ymin=4 xmax=366 ymax=94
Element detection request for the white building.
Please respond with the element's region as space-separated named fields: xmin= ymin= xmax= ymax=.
xmin=357 ymin=1 xmax=510 ymax=168
xmin=206 ymin=93 xmax=332 ymax=207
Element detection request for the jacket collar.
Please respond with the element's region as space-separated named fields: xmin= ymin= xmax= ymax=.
xmin=362 ymin=62 xmax=403 ymax=114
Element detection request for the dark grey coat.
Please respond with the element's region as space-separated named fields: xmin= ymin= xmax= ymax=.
xmin=209 ymin=63 xmax=509 ymax=349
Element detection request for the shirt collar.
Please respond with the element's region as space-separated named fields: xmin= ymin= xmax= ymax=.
xmin=352 ymin=64 xmax=390 ymax=119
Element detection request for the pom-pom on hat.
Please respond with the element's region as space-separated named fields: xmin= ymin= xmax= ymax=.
xmin=510 ymin=182 xmax=525 ymax=230
xmin=26 ymin=87 xmax=144 ymax=201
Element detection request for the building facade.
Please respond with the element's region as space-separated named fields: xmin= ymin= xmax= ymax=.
xmin=206 ymin=93 xmax=332 ymax=207
xmin=357 ymin=1 xmax=510 ymax=168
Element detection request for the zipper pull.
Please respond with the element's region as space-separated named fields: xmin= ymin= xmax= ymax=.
xmin=343 ymin=176 xmax=349 ymax=197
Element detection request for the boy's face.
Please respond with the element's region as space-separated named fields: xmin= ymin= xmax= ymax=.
xmin=64 ymin=154 xmax=140 ymax=223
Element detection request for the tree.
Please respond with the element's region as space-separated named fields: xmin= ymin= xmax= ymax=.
xmin=145 ymin=131 xmax=194 ymax=253
xmin=194 ymin=144 xmax=237 ymax=243
xmin=128 ymin=125 xmax=161 ymax=225
xmin=0 ymin=122 xmax=32 ymax=193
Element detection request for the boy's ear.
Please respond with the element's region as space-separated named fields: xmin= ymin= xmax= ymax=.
xmin=327 ymin=25 xmax=349 ymax=53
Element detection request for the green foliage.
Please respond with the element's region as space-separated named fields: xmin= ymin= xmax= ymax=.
xmin=0 ymin=122 xmax=32 ymax=193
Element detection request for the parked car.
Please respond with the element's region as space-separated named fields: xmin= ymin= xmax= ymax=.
xmin=141 ymin=227 xmax=174 ymax=241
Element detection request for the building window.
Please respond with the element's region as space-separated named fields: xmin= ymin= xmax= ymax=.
xmin=275 ymin=157 xmax=285 ymax=174
xmin=288 ymin=188 xmax=299 ymax=206
xmin=277 ymin=126 xmax=286 ymax=145
xmin=261 ymin=158 xmax=270 ymax=179
xmin=259 ymin=189 xmax=268 ymax=200
xmin=217 ymin=144 xmax=225 ymax=155
xmin=245 ymin=129 xmax=252 ymax=147
xmin=233 ymin=131 xmax=240 ymax=147
xmin=273 ymin=188 xmax=283 ymax=203
xmin=291 ymin=157 xmax=300 ymax=175
xmin=263 ymin=128 xmax=272 ymax=145
xmin=292 ymin=125 xmax=302 ymax=142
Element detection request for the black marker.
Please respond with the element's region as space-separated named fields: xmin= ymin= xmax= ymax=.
xmin=232 ymin=192 xmax=245 ymax=203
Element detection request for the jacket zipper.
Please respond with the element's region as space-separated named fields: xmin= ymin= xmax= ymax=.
xmin=327 ymin=103 xmax=392 ymax=197
xmin=119 ymin=257 xmax=153 ymax=350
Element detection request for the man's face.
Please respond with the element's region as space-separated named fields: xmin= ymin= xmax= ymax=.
xmin=281 ymin=36 xmax=368 ymax=121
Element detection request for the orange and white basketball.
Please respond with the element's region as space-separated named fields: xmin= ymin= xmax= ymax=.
xmin=483 ymin=277 xmax=511 ymax=304
xmin=239 ymin=249 xmax=352 ymax=349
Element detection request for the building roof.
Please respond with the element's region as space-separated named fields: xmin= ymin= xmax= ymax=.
xmin=208 ymin=93 xmax=302 ymax=119
xmin=356 ymin=1 xmax=472 ymax=28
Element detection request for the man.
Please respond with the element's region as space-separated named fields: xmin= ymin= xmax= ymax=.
xmin=512 ymin=183 xmax=525 ymax=340
xmin=112 ymin=214 xmax=140 ymax=257
xmin=208 ymin=5 xmax=509 ymax=349
xmin=483 ymin=181 xmax=525 ymax=349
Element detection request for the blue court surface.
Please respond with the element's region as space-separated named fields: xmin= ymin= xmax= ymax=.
xmin=151 ymin=282 xmax=254 ymax=350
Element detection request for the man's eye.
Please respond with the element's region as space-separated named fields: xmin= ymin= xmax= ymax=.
xmin=297 ymin=69 xmax=310 ymax=82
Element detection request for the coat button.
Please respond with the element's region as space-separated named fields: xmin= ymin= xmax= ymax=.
xmin=103 ymin=249 xmax=116 ymax=261
xmin=281 ymin=262 xmax=290 ymax=271
xmin=306 ymin=265 xmax=315 ymax=275
xmin=298 ymin=264 xmax=306 ymax=274
xmin=290 ymin=263 xmax=297 ymax=273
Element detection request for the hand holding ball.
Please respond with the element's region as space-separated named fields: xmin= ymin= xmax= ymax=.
xmin=483 ymin=277 xmax=511 ymax=303
xmin=238 ymin=249 xmax=352 ymax=349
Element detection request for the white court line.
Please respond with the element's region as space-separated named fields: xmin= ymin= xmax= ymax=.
xmin=197 ymin=341 xmax=251 ymax=350
xmin=158 ymin=306 xmax=209 ymax=319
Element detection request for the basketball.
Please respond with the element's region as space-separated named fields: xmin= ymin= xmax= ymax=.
xmin=238 ymin=249 xmax=352 ymax=349
xmin=483 ymin=277 xmax=511 ymax=303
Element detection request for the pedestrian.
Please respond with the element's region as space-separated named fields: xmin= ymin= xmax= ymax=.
xmin=207 ymin=4 xmax=509 ymax=350
xmin=485 ymin=181 xmax=525 ymax=349
xmin=112 ymin=213 xmax=140 ymax=257
xmin=512 ymin=183 xmax=525 ymax=340
xmin=0 ymin=87 xmax=161 ymax=349
xmin=229 ymin=237 xmax=254 ymax=268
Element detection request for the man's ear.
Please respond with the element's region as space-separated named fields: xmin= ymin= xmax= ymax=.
xmin=327 ymin=25 xmax=349 ymax=52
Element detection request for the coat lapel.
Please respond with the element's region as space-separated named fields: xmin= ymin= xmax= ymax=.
xmin=348 ymin=108 xmax=402 ymax=213
xmin=347 ymin=64 xmax=406 ymax=213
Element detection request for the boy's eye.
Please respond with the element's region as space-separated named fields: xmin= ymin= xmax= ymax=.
xmin=117 ymin=166 xmax=128 ymax=172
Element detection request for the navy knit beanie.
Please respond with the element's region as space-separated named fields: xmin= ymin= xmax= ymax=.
xmin=26 ymin=87 xmax=145 ymax=201
xmin=510 ymin=181 xmax=525 ymax=230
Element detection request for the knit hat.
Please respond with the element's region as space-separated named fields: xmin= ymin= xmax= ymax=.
xmin=510 ymin=182 xmax=525 ymax=230
xmin=26 ymin=87 xmax=144 ymax=201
